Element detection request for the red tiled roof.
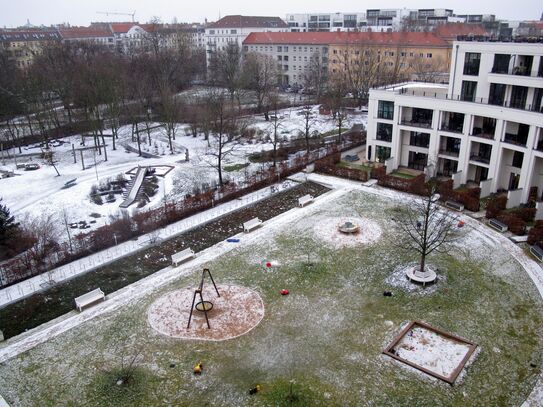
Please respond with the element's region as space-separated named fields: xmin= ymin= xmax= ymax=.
xmin=110 ymin=23 xmax=135 ymax=33
xmin=59 ymin=27 xmax=113 ymax=39
xmin=243 ymin=31 xmax=449 ymax=47
xmin=209 ymin=15 xmax=288 ymax=29
xmin=434 ymin=23 xmax=488 ymax=40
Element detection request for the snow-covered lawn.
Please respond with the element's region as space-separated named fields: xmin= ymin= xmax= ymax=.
xmin=0 ymin=185 xmax=541 ymax=406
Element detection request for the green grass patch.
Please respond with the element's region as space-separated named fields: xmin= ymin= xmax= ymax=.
xmin=390 ymin=171 xmax=417 ymax=179
xmin=223 ymin=162 xmax=250 ymax=172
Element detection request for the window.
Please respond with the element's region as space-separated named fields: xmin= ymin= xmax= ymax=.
xmin=463 ymin=52 xmax=481 ymax=76
xmin=408 ymin=151 xmax=428 ymax=170
xmin=400 ymin=52 xmax=406 ymax=57
xmin=510 ymin=86 xmax=528 ymax=109
xmin=489 ymin=83 xmax=506 ymax=106
xmin=409 ymin=132 xmax=430 ymax=148
xmin=230 ymin=29 xmax=237 ymax=34
xmin=461 ymin=81 xmax=477 ymax=102
xmin=492 ymin=54 xmax=510 ymax=74
xmin=209 ymin=30 xmax=215 ymax=34
xmin=284 ymin=46 xmax=288 ymax=52
xmin=277 ymin=55 xmax=282 ymax=61
xmin=378 ymin=101 xmax=394 ymax=120
xmin=512 ymin=151 xmax=524 ymax=168
xmin=533 ymin=88 xmax=543 ymax=112
xmin=376 ymin=123 xmax=393 ymax=142
xmin=277 ymin=46 xmax=282 ymax=52
xmin=426 ymin=53 xmax=432 ymax=58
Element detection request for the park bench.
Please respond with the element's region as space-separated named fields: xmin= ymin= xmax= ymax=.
xmin=489 ymin=218 xmax=508 ymax=233
xmin=243 ymin=217 xmax=263 ymax=233
xmin=171 ymin=248 xmax=195 ymax=266
xmin=530 ymin=245 xmax=543 ymax=262
xmin=445 ymin=200 xmax=464 ymax=212
xmin=510 ymin=235 xmax=528 ymax=243
xmin=298 ymin=194 xmax=314 ymax=207
xmin=74 ymin=288 xmax=105 ymax=312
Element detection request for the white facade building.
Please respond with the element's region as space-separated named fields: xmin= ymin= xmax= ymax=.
xmin=205 ymin=15 xmax=288 ymax=65
xmin=367 ymin=40 xmax=543 ymax=203
xmin=285 ymin=13 xmax=366 ymax=32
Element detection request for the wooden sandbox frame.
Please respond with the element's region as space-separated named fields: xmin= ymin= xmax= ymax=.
xmin=382 ymin=320 xmax=477 ymax=384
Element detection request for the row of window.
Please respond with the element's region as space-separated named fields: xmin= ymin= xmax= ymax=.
xmin=208 ymin=29 xmax=237 ymax=35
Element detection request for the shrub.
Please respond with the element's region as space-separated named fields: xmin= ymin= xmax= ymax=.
xmin=528 ymin=221 xmax=543 ymax=245
xmin=497 ymin=213 xmax=526 ymax=235
xmin=486 ymin=196 xmax=507 ymax=219
xmin=511 ymin=207 xmax=537 ymax=223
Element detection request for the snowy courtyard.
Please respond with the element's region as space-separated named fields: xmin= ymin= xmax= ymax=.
xmin=0 ymin=179 xmax=541 ymax=406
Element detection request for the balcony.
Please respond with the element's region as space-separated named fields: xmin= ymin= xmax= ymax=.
xmin=376 ymin=133 xmax=392 ymax=142
xmin=470 ymin=130 xmax=494 ymax=140
xmin=439 ymin=149 xmax=460 ymax=157
xmin=470 ymin=154 xmax=491 ymax=164
xmin=440 ymin=123 xmax=464 ymax=134
xmin=503 ymin=133 xmax=528 ymax=147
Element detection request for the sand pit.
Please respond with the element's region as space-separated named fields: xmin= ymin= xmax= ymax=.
xmin=148 ymin=284 xmax=265 ymax=341
xmin=313 ymin=216 xmax=382 ymax=248
xmin=384 ymin=321 xmax=477 ymax=383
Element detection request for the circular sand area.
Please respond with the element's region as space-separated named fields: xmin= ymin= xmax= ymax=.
xmin=313 ymin=216 xmax=382 ymax=248
xmin=147 ymin=284 xmax=265 ymax=341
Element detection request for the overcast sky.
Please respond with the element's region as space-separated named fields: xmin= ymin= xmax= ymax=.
xmin=1 ymin=0 xmax=541 ymax=28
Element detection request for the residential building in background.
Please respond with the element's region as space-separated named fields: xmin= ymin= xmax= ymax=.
xmin=366 ymin=40 xmax=543 ymax=203
xmin=0 ymin=29 xmax=61 ymax=68
xmin=57 ymin=26 xmax=115 ymax=48
xmin=205 ymin=15 xmax=288 ymax=65
xmin=285 ymin=13 xmax=367 ymax=32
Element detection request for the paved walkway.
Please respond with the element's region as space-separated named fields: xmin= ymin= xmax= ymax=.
xmin=0 ymin=174 xmax=306 ymax=308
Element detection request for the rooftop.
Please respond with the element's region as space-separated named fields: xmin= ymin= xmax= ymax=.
xmin=243 ymin=31 xmax=449 ymax=47
xmin=208 ymin=15 xmax=288 ymax=29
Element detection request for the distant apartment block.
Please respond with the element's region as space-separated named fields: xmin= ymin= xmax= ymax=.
xmin=205 ymin=15 xmax=288 ymax=65
xmin=285 ymin=13 xmax=367 ymax=32
xmin=0 ymin=30 xmax=61 ymax=68
xmin=366 ymin=40 xmax=543 ymax=203
xmin=243 ymin=31 xmax=451 ymax=86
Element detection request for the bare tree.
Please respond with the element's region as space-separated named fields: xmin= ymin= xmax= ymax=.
xmin=410 ymin=55 xmax=448 ymax=82
xmin=242 ymin=52 xmax=279 ymax=116
xmin=300 ymin=105 xmax=317 ymax=153
xmin=208 ymin=42 xmax=243 ymax=101
xmin=202 ymin=89 xmax=245 ymax=186
xmin=303 ymin=52 xmax=328 ymax=103
xmin=395 ymin=184 xmax=459 ymax=276
xmin=266 ymin=93 xmax=286 ymax=167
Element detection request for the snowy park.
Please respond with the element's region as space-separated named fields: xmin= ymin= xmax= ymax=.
xmin=0 ymin=176 xmax=542 ymax=406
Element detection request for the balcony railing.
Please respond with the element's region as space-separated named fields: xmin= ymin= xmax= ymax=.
xmin=503 ymin=133 xmax=528 ymax=147
xmin=470 ymin=154 xmax=491 ymax=164
xmin=470 ymin=131 xmax=494 ymax=140
xmin=376 ymin=133 xmax=392 ymax=142
xmin=440 ymin=124 xmax=464 ymax=134
xmin=439 ymin=149 xmax=460 ymax=157
xmin=398 ymin=88 xmax=543 ymax=114
xmin=400 ymin=119 xmax=432 ymax=129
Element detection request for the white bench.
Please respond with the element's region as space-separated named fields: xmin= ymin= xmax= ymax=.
xmin=298 ymin=194 xmax=314 ymax=207
xmin=489 ymin=218 xmax=508 ymax=233
xmin=445 ymin=200 xmax=464 ymax=212
xmin=75 ymin=288 xmax=105 ymax=312
xmin=530 ymin=245 xmax=543 ymax=262
xmin=510 ymin=235 xmax=528 ymax=243
xmin=243 ymin=217 xmax=263 ymax=233
xmin=171 ymin=248 xmax=195 ymax=266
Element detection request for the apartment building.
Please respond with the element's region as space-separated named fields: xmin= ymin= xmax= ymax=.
xmin=243 ymin=32 xmax=331 ymax=86
xmin=58 ymin=27 xmax=115 ymax=48
xmin=366 ymin=40 xmax=543 ymax=203
xmin=0 ymin=30 xmax=61 ymax=68
xmin=328 ymin=32 xmax=451 ymax=82
xmin=205 ymin=15 xmax=288 ymax=65
xmin=285 ymin=13 xmax=366 ymax=32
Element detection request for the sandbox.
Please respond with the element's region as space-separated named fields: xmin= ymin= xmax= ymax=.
xmin=383 ymin=320 xmax=477 ymax=383
xmin=148 ymin=284 xmax=265 ymax=341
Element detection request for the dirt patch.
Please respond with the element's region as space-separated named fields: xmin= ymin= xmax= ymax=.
xmin=148 ymin=284 xmax=264 ymax=341
xmin=313 ymin=216 xmax=382 ymax=248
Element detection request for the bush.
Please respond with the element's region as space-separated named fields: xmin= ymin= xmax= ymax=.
xmin=497 ymin=213 xmax=526 ymax=235
xmin=511 ymin=207 xmax=536 ymax=223
xmin=486 ymin=196 xmax=507 ymax=219
xmin=528 ymin=221 xmax=543 ymax=245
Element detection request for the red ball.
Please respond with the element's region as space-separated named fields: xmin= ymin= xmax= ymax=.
xmin=266 ymin=262 xmax=272 ymax=268
xmin=280 ymin=289 xmax=289 ymax=295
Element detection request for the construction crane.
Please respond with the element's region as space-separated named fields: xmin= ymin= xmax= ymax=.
xmin=96 ymin=11 xmax=136 ymax=22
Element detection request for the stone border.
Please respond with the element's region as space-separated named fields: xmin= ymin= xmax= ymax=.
xmin=383 ymin=320 xmax=477 ymax=384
